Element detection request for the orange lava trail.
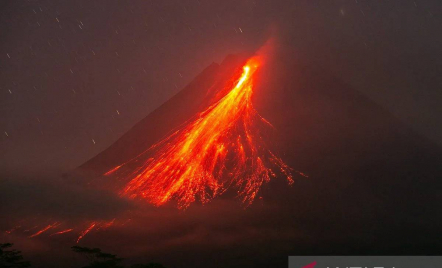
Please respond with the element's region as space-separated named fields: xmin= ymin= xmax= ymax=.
xmin=50 ymin=228 xmax=74 ymax=236
xmin=104 ymin=165 xmax=122 ymax=176
xmin=5 ymin=226 xmax=20 ymax=234
xmin=107 ymin=56 xmax=293 ymax=208
xmin=29 ymin=222 xmax=59 ymax=238
xmin=76 ymin=222 xmax=96 ymax=243
xmin=98 ymin=219 xmax=115 ymax=230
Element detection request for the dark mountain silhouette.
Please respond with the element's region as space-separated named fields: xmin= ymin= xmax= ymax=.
xmin=77 ymin=49 xmax=442 ymax=266
xmin=250 ymin=49 xmax=442 ymax=255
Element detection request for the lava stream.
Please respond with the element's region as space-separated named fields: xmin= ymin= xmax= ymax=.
xmin=50 ymin=228 xmax=74 ymax=236
xmin=76 ymin=223 xmax=97 ymax=243
xmin=107 ymin=56 xmax=293 ymax=208
xmin=29 ymin=222 xmax=59 ymax=238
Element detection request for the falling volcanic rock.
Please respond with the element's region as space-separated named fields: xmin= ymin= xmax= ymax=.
xmin=78 ymin=50 xmax=442 ymax=254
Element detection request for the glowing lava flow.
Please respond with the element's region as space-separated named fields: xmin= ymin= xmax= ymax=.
xmin=76 ymin=223 xmax=97 ymax=243
xmin=29 ymin=222 xmax=59 ymax=238
xmin=3 ymin=218 xmax=121 ymax=243
xmin=106 ymin=57 xmax=293 ymax=208
xmin=50 ymin=228 xmax=73 ymax=236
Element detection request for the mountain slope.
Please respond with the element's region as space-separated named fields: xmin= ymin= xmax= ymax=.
xmin=251 ymin=49 xmax=442 ymax=254
xmin=80 ymin=54 xmax=249 ymax=175
xmin=78 ymin=50 xmax=442 ymax=260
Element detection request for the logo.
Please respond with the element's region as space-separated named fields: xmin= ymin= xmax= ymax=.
xmin=289 ymin=256 xmax=442 ymax=268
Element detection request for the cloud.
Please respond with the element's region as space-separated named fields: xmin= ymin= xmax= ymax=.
xmin=0 ymin=172 xmax=132 ymax=225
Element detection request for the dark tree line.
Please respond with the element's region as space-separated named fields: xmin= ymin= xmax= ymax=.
xmin=71 ymin=246 xmax=166 ymax=268
xmin=0 ymin=243 xmax=31 ymax=268
xmin=0 ymin=243 xmax=166 ymax=268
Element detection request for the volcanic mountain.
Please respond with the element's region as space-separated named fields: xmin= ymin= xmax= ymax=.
xmin=78 ymin=49 xmax=442 ymax=260
xmin=80 ymin=54 xmax=250 ymax=176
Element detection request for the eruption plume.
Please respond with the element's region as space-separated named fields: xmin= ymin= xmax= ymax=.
xmin=106 ymin=56 xmax=295 ymax=208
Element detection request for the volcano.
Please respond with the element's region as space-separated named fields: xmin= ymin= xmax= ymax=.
xmin=101 ymin=56 xmax=294 ymax=208
xmin=78 ymin=48 xmax=442 ymax=261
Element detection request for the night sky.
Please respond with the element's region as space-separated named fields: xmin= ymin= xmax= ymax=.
xmin=1 ymin=0 xmax=441 ymax=173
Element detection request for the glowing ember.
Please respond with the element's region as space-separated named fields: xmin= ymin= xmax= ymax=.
xmin=105 ymin=56 xmax=293 ymax=208
xmin=75 ymin=220 xmax=115 ymax=243
xmin=3 ymin=217 xmax=120 ymax=242
xmin=29 ymin=222 xmax=59 ymax=238
xmin=77 ymin=222 xmax=96 ymax=243
xmin=104 ymin=165 xmax=122 ymax=176
xmin=5 ymin=226 xmax=21 ymax=234
xmin=50 ymin=228 xmax=74 ymax=236
xmin=97 ymin=219 xmax=116 ymax=230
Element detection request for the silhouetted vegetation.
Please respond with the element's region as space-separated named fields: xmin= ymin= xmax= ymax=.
xmin=72 ymin=246 xmax=166 ymax=268
xmin=0 ymin=243 xmax=166 ymax=268
xmin=0 ymin=243 xmax=31 ymax=268
xmin=72 ymin=246 xmax=124 ymax=268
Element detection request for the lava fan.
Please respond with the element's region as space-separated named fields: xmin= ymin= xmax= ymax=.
xmin=106 ymin=56 xmax=294 ymax=208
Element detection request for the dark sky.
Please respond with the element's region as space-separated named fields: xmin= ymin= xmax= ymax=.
xmin=1 ymin=0 xmax=441 ymax=173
